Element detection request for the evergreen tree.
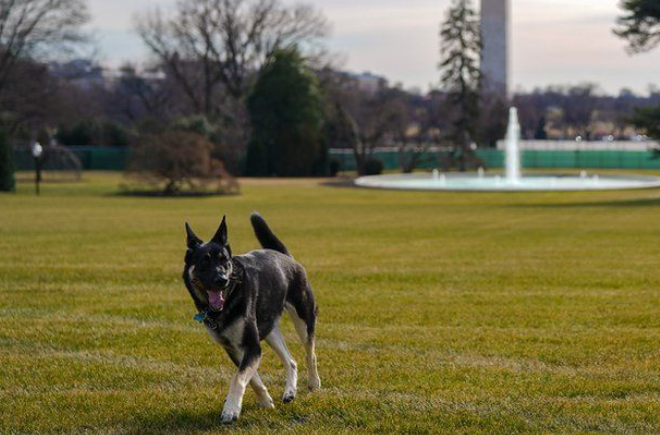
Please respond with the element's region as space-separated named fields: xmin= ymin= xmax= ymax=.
xmin=616 ymin=1 xmax=660 ymax=142
xmin=244 ymin=138 xmax=268 ymax=176
xmin=616 ymin=0 xmax=660 ymax=53
xmin=0 ymin=129 xmax=15 ymax=192
xmin=439 ymin=0 xmax=482 ymax=171
xmin=246 ymin=48 xmax=325 ymax=177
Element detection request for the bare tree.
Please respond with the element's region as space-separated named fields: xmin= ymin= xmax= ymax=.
xmin=0 ymin=58 xmax=63 ymax=136
xmin=135 ymin=0 xmax=329 ymax=117
xmin=562 ymin=83 xmax=601 ymax=140
xmin=105 ymin=64 xmax=176 ymax=123
xmin=333 ymin=89 xmax=407 ymax=175
xmin=396 ymin=97 xmax=443 ymax=173
xmin=0 ymin=0 xmax=90 ymax=95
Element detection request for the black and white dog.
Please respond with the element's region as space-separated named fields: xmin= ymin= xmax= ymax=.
xmin=183 ymin=213 xmax=321 ymax=423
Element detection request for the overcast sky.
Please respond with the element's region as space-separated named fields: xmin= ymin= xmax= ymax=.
xmin=89 ymin=0 xmax=660 ymax=95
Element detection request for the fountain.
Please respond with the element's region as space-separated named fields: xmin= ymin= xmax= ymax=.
xmin=354 ymin=107 xmax=660 ymax=192
xmin=505 ymin=108 xmax=521 ymax=183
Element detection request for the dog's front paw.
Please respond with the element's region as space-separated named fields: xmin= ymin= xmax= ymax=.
xmin=220 ymin=402 xmax=241 ymax=424
xmin=282 ymin=391 xmax=296 ymax=404
xmin=220 ymin=410 xmax=239 ymax=424
xmin=259 ymin=395 xmax=275 ymax=409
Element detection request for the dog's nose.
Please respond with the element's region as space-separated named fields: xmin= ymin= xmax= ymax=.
xmin=214 ymin=275 xmax=228 ymax=287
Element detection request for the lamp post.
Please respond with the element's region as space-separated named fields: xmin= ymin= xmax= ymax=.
xmin=32 ymin=141 xmax=43 ymax=195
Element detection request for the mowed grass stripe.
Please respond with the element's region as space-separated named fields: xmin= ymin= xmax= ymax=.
xmin=3 ymin=173 xmax=660 ymax=433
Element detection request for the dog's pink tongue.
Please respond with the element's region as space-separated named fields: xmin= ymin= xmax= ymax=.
xmin=207 ymin=291 xmax=225 ymax=311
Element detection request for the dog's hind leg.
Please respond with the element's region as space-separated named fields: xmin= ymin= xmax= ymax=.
xmin=265 ymin=323 xmax=298 ymax=403
xmin=249 ymin=371 xmax=274 ymax=409
xmin=223 ymin=345 xmax=274 ymax=410
xmin=286 ymin=290 xmax=321 ymax=391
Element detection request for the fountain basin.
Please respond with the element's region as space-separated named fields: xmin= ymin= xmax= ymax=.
xmin=355 ymin=107 xmax=660 ymax=193
xmin=355 ymin=173 xmax=660 ymax=192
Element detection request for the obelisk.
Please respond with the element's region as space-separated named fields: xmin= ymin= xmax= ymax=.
xmin=480 ymin=0 xmax=509 ymax=96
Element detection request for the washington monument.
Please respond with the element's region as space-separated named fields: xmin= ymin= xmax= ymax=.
xmin=480 ymin=0 xmax=509 ymax=96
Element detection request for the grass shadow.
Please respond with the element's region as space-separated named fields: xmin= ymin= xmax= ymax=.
xmin=510 ymin=196 xmax=660 ymax=209
xmin=319 ymin=177 xmax=357 ymax=189
xmin=123 ymin=408 xmax=245 ymax=435
xmin=119 ymin=401 xmax=311 ymax=434
xmin=107 ymin=190 xmax=241 ymax=199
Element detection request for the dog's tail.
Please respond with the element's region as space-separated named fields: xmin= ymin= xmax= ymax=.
xmin=250 ymin=212 xmax=291 ymax=257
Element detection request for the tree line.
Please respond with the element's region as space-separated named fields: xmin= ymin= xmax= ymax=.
xmin=1 ymin=0 xmax=659 ymax=194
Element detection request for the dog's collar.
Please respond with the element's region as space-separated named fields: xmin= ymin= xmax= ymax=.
xmin=193 ymin=311 xmax=211 ymax=325
xmin=193 ymin=260 xmax=244 ymax=329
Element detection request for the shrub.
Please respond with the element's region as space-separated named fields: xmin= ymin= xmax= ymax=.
xmin=363 ymin=158 xmax=384 ymax=176
xmin=329 ymin=159 xmax=341 ymax=177
xmin=0 ymin=129 xmax=15 ymax=192
xmin=125 ymin=131 xmax=238 ymax=196
xmin=171 ymin=116 xmax=216 ymax=138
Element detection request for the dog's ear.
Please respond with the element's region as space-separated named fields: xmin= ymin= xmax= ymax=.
xmin=185 ymin=222 xmax=202 ymax=249
xmin=211 ymin=215 xmax=228 ymax=246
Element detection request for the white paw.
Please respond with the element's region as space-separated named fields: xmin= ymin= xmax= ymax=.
xmin=282 ymin=389 xmax=296 ymax=403
xmin=258 ymin=394 xmax=275 ymax=409
xmin=220 ymin=401 xmax=241 ymax=424
xmin=308 ymin=376 xmax=321 ymax=391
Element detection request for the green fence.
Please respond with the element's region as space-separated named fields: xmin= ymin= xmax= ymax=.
xmin=73 ymin=147 xmax=130 ymax=170
xmin=330 ymin=149 xmax=660 ymax=172
xmin=480 ymin=150 xmax=660 ymax=170
xmin=13 ymin=146 xmax=660 ymax=172
xmin=14 ymin=147 xmax=130 ymax=171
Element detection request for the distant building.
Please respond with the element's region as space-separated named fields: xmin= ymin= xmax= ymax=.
xmin=351 ymin=72 xmax=388 ymax=95
xmin=480 ymin=0 xmax=509 ymax=96
xmin=48 ymin=59 xmax=152 ymax=91
xmin=48 ymin=59 xmax=106 ymax=90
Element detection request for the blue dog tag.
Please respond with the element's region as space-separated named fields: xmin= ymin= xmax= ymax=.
xmin=194 ymin=313 xmax=206 ymax=323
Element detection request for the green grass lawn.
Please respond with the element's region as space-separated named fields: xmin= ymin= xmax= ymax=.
xmin=2 ymin=172 xmax=660 ymax=435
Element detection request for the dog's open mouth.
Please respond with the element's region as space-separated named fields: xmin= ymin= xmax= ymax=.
xmin=207 ymin=290 xmax=226 ymax=312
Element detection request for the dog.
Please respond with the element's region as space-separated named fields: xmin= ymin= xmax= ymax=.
xmin=182 ymin=212 xmax=321 ymax=423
